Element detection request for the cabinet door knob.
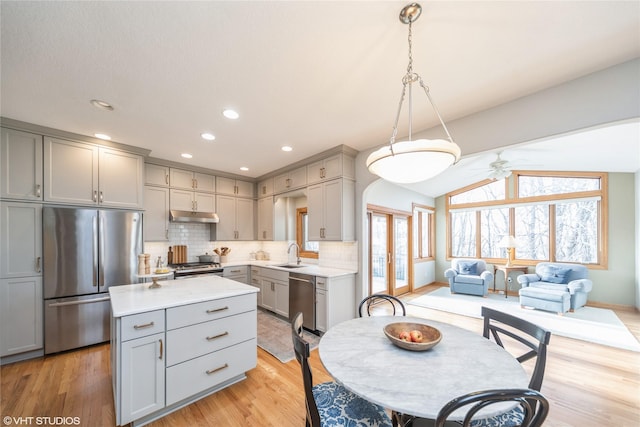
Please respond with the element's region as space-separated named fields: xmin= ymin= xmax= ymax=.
xmin=99 ymin=191 xmax=104 ymax=203
xmin=35 ymin=184 xmax=41 ymax=197
xmin=93 ymin=190 xmax=98 ymax=202
xmin=159 ymin=339 xmax=163 ymax=360
xmin=35 ymin=256 xmax=41 ymax=273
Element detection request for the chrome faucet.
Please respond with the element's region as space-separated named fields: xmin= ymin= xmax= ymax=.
xmin=287 ymin=242 xmax=301 ymax=265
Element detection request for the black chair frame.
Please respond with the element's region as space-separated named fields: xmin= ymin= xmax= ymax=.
xmin=291 ymin=312 xmax=321 ymax=427
xmin=359 ymin=294 xmax=407 ymax=317
xmin=481 ymin=306 xmax=551 ymax=391
xmin=435 ymin=388 xmax=550 ymax=427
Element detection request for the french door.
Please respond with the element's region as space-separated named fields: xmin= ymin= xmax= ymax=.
xmin=368 ymin=206 xmax=411 ymax=296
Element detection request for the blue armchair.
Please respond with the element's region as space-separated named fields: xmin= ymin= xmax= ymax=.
xmin=444 ymin=259 xmax=493 ymax=297
xmin=517 ymin=262 xmax=593 ymax=311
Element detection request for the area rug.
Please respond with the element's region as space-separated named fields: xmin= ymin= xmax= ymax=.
xmin=407 ymin=287 xmax=640 ymax=352
xmin=256 ymin=309 xmax=321 ymax=363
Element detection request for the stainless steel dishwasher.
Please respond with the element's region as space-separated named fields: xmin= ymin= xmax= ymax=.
xmin=289 ymin=272 xmax=316 ymax=331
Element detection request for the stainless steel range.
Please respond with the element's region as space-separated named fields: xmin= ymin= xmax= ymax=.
xmin=170 ymin=262 xmax=223 ymax=279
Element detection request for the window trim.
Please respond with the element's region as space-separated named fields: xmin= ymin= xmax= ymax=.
xmin=445 ymin=171 xmax=608 ymax=268
xmin=296 ymin=207 xmax=319 ymax=259
xmin=413 ymin=203 xmax=435 ymax=262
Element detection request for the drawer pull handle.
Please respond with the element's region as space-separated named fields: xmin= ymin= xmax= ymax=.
xmin=133 ymin=321 xmax=154 ymax=330
xmin=206 ymin=331 xmax=229 ymax=341
xmin=206 ymin=363 xmax=229 ymax=375
xmin=206 ymin=306 xmax=229 ymax=314
xmin=159 ymin=339 xmax=163 ymax=360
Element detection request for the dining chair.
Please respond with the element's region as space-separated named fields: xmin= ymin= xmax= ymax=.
xmin=397 ymin=388 xmax=549 ymax=427
xmin=481 ymin=306 xmax=551 ymax=391
xmin=435 ymin=388 xmax=549 ymax=427
xmin=358 ymin=294 xmax=407 ymax=317
xmin=290 ymin=312 xmax=393 ymax=427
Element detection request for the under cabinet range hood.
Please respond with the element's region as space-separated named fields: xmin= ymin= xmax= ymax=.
xmin=170 ymin=210 xmax=219 ymax=223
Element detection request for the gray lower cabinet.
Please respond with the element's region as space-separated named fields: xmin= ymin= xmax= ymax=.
xmin=315 ymin=274 xmax=355 ymax=333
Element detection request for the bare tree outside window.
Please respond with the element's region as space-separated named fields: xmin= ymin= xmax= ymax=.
xmin=447 ymin=172 xmax=605 ymax=266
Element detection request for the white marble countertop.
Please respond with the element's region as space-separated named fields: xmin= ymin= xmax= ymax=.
xmin=109 ymin=276 xmax=259 ymax=317
xmin=221 ymin=260 xmax=357 ymax=277
xmin=319 ymin=316 xmax=528 ymax=421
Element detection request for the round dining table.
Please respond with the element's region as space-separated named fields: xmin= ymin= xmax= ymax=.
xmin=318 ymin=316 xmax=529 ymax=420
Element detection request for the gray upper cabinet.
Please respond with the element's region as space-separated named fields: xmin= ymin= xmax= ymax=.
xmin=170 ymin=168 xmax=215 ymax=193
xmin=145 ymin=164 xmax=170 ymax=187
xmin=274 ymin=166 xmax=307 ymax=194
xmin=144 ymin=186 xmax=170 ymax=241
xmin=257 ymin=178 xmax=274 ymax=197
xmin=44 ymin=137 xmax=144 ymax=209
xmin=0 ymin=128 xmax=43 ymax=201
xmin=306 ymin=153 xmax=355 ymax=185
xmin=216 ymin=176 xmax=254 ymax=198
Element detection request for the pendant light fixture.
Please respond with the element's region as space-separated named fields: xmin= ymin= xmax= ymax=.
xmin=366 ymin=2 xmax=461 ymax=184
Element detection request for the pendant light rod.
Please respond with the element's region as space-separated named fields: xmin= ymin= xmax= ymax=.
xmin=366 ymin=2 xmax=462 ymax=184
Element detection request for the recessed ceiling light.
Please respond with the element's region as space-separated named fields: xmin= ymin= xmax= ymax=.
xmin=281 ymin=146 xmax=293 ymax=152
xmin=222 ymin=109 xmax=239 ymax=120
xmin=94 ymin=133 xmax=111 ymax=140
xmin=181 ymin=153 xmax=193 ymax=159
xmin=201 ymin=133 xmax=216 ymax=141
xmin=240 ymin=167 xmax=249 ymax=171
xmin=90 ymin=99 xmax=114 ymax=111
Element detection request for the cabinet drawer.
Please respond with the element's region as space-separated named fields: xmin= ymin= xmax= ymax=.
xmin=261 ymin=267 xmax=289 ymax=282
xmin=166 ymin=338 xmax=257 ymax=406
xmin=166 ymin=310 xmax=256 ymax=366
xmin=120 ymin=310 xmax=165 ymax=342
xmin=316 ymin=277 xmax=327 ymax=290
xmin=166 ymin=294 xmax=255 ymax=330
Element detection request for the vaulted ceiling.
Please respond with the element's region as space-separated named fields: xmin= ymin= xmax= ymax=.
xmin=2 ymin=1 xmax=639 ymax=196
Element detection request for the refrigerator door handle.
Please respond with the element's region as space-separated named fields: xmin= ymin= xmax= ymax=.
xmin=48 ymin=296 xmax=111 ymax=307
xmin=98 ymin=214 xmax=105 ymax=288
xmin=93 ymin=213 xmax=99 ymax=287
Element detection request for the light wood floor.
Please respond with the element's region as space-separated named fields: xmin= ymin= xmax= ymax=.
xmin=2 ymin=287 xmax=639 ymax=426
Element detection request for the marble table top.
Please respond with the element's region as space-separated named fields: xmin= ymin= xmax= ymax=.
xmin=318 ymin=316 xmax=528 ymax=420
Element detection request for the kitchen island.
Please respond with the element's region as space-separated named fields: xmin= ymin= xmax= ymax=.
xmin=109 ymin=276 xmax=259 ymax=427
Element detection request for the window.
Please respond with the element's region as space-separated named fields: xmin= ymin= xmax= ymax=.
xmin=296 ymin=208 xmax=318 ymax=259
xmin=446 ymin=172 xmax=607 ymax=267
xmin=413 ymin=204 xmax=435 ymax=260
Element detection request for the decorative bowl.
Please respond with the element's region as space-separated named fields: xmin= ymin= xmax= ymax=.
xmin=383 ymin=322 xmax=442 ymax=351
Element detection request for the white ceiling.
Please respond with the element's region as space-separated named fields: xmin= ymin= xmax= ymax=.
xmin=1 ymin=1 xmax=639 ymax=196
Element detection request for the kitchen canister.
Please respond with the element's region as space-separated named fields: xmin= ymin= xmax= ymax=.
xmin=137 ymin=254 xmax=146 ymax=275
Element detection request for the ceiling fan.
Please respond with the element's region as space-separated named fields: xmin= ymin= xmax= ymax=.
xmin=486 ymin=152 xmax=512 ymax=180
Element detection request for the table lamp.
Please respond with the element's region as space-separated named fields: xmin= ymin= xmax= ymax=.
xmin=498 ymin=235 xmax=518 ymax=267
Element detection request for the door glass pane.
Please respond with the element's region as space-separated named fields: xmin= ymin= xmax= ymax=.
xmin=394 ymin=217 xmax=408 ymax=291
xmin=371 ymin=214 xmax=388 ymax=294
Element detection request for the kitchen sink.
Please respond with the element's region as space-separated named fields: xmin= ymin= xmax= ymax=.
xmin=272 ymin=264 xmax=306 ymax=269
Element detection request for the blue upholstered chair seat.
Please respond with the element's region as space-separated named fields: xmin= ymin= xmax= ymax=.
xmin=455 ymin=274 xmax=486 ymax=285
xmin=470 ymin=406 xmax=524 ymax=427
xmin=312 ymin=381 xmax=392 ymax=427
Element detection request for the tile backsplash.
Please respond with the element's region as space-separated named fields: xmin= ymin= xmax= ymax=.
xmin=143 ymin=223 xmax=358 ymax=271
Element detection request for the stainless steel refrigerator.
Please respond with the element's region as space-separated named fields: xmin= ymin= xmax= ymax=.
xmin=43 ymin=206 xmax=142 ymax=354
